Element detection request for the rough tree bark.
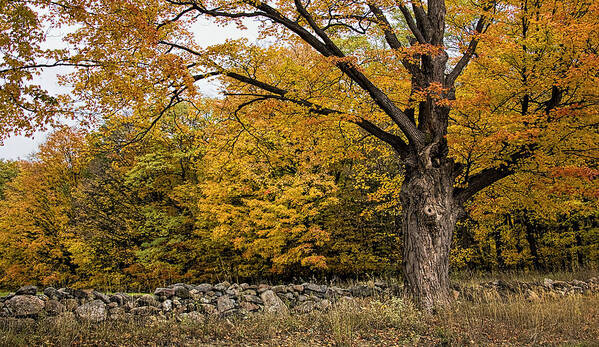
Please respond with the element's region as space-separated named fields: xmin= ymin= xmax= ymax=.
xmin=401 ymin=159 xmax=461 ymax=309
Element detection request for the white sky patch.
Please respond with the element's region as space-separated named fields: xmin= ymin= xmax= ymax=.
xmin=0 ymin=16 xmax=261 ymax=160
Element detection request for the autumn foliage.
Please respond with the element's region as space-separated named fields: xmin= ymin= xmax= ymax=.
xmin=0 ymin=0 xmax=598 ymax=292
xmin=0 ymin=105 xmax=596 ymax=290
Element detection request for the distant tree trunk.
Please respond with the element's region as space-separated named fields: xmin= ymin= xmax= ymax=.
xmin=493 ymin=228 xmax=505 ymax=270
xmin=521 ymin=214 xmax=542 ymax=270
xmin=575 ymin=233 xmax=584 ymax=267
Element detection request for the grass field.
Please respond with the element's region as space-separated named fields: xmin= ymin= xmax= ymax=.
xmin=1 ymin=289 xmax=598 ymax=346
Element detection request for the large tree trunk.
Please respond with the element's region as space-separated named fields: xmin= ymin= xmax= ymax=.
xmin=400 ymin=159 xmax=460 ymax=310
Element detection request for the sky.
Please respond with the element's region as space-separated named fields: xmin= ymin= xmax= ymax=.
xmin=0 ymin=16 xmax=260 ymax=160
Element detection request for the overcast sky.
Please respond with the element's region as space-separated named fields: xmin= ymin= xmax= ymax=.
xmin=0 ymin=17 xmax=260 ymax=160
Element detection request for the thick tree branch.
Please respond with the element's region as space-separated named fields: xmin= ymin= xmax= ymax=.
xmin=454 ymin=144 xmax=535 ymax=203
xmin=368 ymin=4 xmax=402 ymax=49
xmin=194 ymin=70 xmax=410 ymax=156
xmin=368 ymin=4 xmax=421 ymax=75
xmin=398 ymin=5 xmax=427 ymax=44
xmin=411 ymin=1 xmax=431 ymax=42
xmin=427 ymin=0 xmax=446 ymax=46
xmin=293 ymin=0 xmax=344 ymax=56
xmin=354 ymin=117 xmax=410 ymax=155
xmin=453 ymin=164 xmax=513 ymax=204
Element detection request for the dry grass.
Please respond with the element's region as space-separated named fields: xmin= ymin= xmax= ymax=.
xmin=1 ymin=290 xmax=598 ymax=346
xmin=435 ymin=291 xmax=599 ymax=346
xmin=450 ymin=267 xmax=599 ymax=286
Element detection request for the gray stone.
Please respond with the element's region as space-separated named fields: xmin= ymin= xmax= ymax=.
xmin=173 ymin=285 xmax=190 ymax=299
xmin=571 ymin=286 xmax=584 ymax=294
xmin=552 ymin=280 xmax=569 ymax=289
xmin=217 ymin=296 xmax=235 ymax=313
xmin=329 ymin=286 xmax=348 ymax=296
xmin=543 ymin=278 xmax=554 ymax=288
xmin=60 ymin=287 xmax=88 ymax=299
xmin=271 ymin=285 xmax=287 ymax=293
xmin=242 ymin=294 xmax=262 ymax=304
xmin=43 ymin=287 xmax=61 ymax=300
xmin=0 ymin=303 xmax=9 ymax=317
xmin=154 ymin=287 xmax=175 ymax=298
xmin=38 ymin=294 xmax=49 ymax=302
xmin=240 ymin=301 xmax=260 ymax=312
xmin=291 ymin=284 xmax=304 ymax=293
xmin=175 ymin=283 xmax=194 ymax=289
xmin=44 ymin=300 xmax=65 ymax=316
xmin=571 ymin=280 xmax=588 ymax=289
xmin=304 ymin=283 xmax=326 ymax=293
xmin=260 ymin=290 xmax=288 ymax=314
xmin=201 ymin=304 xmax=218 ymax=315
xmin=75 ymin=300 xmax=107 ymax=322
xmin=196 ymin=283 xmax=213 ymax=292
xmin=109 ymin=293 xmax=130 ymax=306
xmin=92 ymin=291 xmax=110 ymax=304
xmin=15 ymin=285 xmax=37 ymax=296
xmin=57 ymin=288 xmax=73 ymax=299
xmin=5 ymin=295 xmax=44 ymax=317
xmin=0 ymin=294 xmax=13 ymax=303
xmin=214 ymin=283 xmax=228 ymax=292
xmin=136 ymin=294 xmax=160 ymax=307
xmin=162 ymin=299 xmax=173 ymax=312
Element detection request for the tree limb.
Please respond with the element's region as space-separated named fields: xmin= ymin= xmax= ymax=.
xmin=398 ymin=4 xmax=427 ymax=44
xmin=445 ymin=12 xmax=490 ymax=86
xmin=454 ymin=144 xmax=535 ymax=203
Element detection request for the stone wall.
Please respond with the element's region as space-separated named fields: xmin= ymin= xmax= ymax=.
xmin=0 ymin=281 xmax=393 ymax=322
xmin=1 ymin=277 xmax=598 ymax=322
